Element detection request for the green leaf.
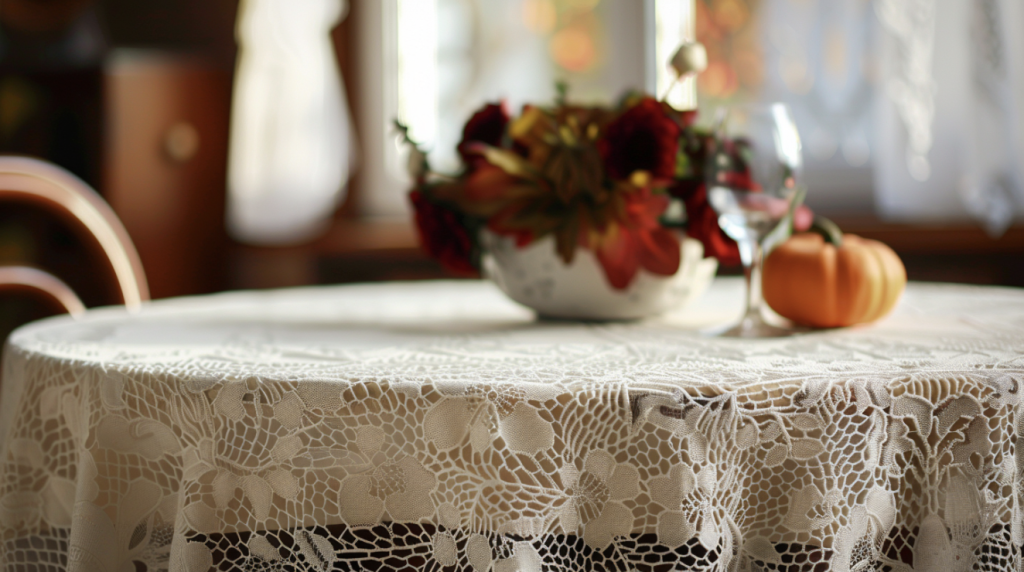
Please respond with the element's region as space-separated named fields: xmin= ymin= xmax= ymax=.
xmin=675 ymin=149 xmax=693 ymax=178
xmin=555 ymin=80 xmax=569 ymax=106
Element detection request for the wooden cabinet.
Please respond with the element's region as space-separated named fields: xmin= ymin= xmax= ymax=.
xmin=103 ymin=52 xmax=233 ymax=299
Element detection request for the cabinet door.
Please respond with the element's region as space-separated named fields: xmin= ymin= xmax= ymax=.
xmin=104 ymin=52 xmax=232 ymax=298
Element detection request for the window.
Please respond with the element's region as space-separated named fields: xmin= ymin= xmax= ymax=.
xmin=350 ymin=0 xmax=1024 ymax=230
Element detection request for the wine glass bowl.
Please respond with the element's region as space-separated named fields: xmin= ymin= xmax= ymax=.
xmin=707 ymin=103 xmax=805 ymax=337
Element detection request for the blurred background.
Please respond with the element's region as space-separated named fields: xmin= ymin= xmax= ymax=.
xmin=1 ymin=0 xmax=1023 ymax=334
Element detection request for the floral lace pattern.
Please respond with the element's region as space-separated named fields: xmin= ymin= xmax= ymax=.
xmin=0 ymin=279 xmax=1022 ymax=571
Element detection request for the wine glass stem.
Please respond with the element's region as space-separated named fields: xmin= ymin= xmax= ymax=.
xmin=739 ymin=239 xmax=765 ymax=327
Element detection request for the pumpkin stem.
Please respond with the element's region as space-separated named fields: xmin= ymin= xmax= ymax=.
xmin=810 ymin=215 xmax=844 ymax=248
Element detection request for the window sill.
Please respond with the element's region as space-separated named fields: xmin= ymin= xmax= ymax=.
xmin=227 ymin=216 xmax=1024 ymax=290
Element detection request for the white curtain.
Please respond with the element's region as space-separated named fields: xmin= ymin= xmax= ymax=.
xmin=227 ymin=0 xmax=354 ymax=245
xmin=756 ymin=0 xmax=1024 ymax=230
xmin=873 ymin=0 xmax=1024 ymax=232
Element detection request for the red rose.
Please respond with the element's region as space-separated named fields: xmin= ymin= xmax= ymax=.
xmin=458 ymin=102 xmax=510 ymax=164
xmin=599 ymin=97 xmax=680 ymax=182
xmin=410 ymin=191 xmax=478 ymax=276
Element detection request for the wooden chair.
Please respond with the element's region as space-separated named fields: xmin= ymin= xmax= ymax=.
xmin=0 ymin=156 xmax=148 ymax=321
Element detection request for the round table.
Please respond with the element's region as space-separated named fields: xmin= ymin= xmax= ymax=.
xmin=1 ymin=279 xmax=1022 ymax=571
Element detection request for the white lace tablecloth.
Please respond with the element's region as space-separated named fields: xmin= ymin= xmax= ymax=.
xmin=1 ymin=278 xmax=1022 ymax=571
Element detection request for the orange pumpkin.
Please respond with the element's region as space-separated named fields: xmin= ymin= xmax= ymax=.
xmin=762 ymin=225 xmax=906 ymax=328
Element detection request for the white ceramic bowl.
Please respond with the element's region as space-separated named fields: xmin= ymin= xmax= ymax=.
xmin=481 ymin=231 xmax=718 ymax=320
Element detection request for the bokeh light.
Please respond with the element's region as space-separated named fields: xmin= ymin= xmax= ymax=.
xmin=522 ymin=0 xmax=557 ymax=34
xmin=549 ymin=26 xmax=597 ymax=72
xmin=696 ymin=0 xmax=761 ymax=102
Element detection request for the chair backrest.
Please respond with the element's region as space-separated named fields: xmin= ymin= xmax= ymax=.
xmin=0 ymin=156 xmax=149 ymax=313
xmin=0 ymin=266 xmax=87 ymax=316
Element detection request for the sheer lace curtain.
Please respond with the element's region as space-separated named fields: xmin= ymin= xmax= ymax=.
xmin=873 ymin=0 xmax=1024 ymax=233
xmin=747 ymin=0 xmax=1024 ymax=228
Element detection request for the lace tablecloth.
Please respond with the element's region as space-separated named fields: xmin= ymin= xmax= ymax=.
xmin=1 ymin=279 xmax=1022 ymax=571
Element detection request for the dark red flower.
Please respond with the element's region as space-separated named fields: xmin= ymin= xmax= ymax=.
xmin=599 ymin=97 xmax=681 ymax=182
xmin=678 ymin=109 xmax=698 ymax=128
xmin=668 ymin=178 xmax=702 ymax=202
xmin=679 ymin=183 xmax=741 ymax=267
xmin=715 ymin=169 xmax=762 ymax=192
xmin=673 ymin=179 xmax=812 ymax=266
xmin=410 ymin=190 xmax=478 ymax=277
xmin=458 ymin=102 xmax=510 ymax=164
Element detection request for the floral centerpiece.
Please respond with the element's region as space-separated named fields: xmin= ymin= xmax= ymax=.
xmin=402 ymin=88 xmax=775 ymax=318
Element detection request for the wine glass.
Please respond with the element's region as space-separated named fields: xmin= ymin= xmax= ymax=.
xmin=706 ymin=103 xmax=805 ymax=337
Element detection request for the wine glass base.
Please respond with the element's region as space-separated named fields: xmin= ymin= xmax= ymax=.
xmin=705 ymin=315 xmax=811 ymax=338
xmin=721 ymin=320 xmax=794 ymax=338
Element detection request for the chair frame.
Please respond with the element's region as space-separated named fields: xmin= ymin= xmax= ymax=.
xmin=0 ymin=266 xmax=87 ymax=316
xmin=0 ymin=156 xmax=149 ymax=310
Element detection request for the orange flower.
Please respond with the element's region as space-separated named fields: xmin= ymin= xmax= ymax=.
xmin=590 ymin=186 xmax=681 ymax=289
